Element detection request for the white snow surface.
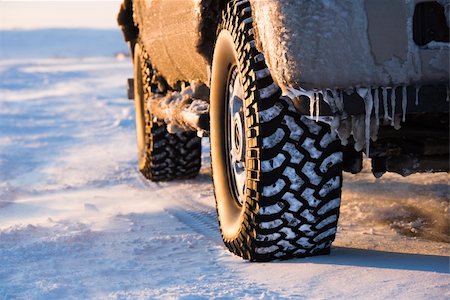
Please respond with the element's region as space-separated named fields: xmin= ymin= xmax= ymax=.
xmin=0 ymin=29 xmax=449 ymax=299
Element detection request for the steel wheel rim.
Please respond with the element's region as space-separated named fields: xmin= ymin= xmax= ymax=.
xmin=226 ymin=66 xmax=246 ymax=206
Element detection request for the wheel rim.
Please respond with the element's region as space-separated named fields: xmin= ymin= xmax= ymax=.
xmin=133 ymin=45 xmax=147 ymax=169
xmin=226 ymin=67 xmax=246 ymax=205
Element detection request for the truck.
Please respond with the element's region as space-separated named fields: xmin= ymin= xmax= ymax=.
xmin=117 ymin=0 xmax=449 ymax=261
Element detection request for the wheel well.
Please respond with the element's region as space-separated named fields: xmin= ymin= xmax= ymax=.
xmin=117 ymin=0 xmax=139 ymax=57
xmin=118 ymin=0 xmax=230 ymax=66
xmin=197 ymin=0 xmax=229 ymax=64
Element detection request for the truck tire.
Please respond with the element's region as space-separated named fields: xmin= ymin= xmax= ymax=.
xmin=133 ymin=43 xmax=201 ymax=181
xmin=210 ymin=0 xmax=343 ymax=261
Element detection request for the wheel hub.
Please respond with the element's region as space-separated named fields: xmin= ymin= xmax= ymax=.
xmin=231 ymin=112 xmax=245 ymax=162
xmin=227 ymin=68 xmax=247 ymax=205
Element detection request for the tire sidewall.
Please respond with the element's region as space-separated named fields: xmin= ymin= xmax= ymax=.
xmin=210 ymin=30 xmax=247 ymax=241
xmin=133 ymin=43 xmax=148 ymax=170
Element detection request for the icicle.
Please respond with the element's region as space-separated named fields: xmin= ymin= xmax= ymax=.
xmin=390 ymin=87 xmax=396 ymax=127
xmin=356 ymin=88 xmax=373 ymax=157
xmin=315 ymin=92 xmax=320 ymax=122
xmin=323 ymin=90 xmax=329 ymax=110
xmin=365 ymin=89 xmax=373 ymax=157
xmin=356 ymin=87 xmax=368 ymax=99
xmin=382 ymin=87 xmax=388 ymax=119
xmin=309 ymin=94 xmax=314 ymax=118
xmin=370 ymin=116 xmax=379 ymax=142
xmin=415 ymin=86 xmax=419 ymax=106
xmin=331 ymin=89 xmax=342 ymax=113
xmin=374 ymin=88 xmax=380 ymax=128
xmin=285 ymin=87 xmax=316 ymax=115
xmin=337 ymin=118 xmax=352 ymax=146
xmin=324 ymin=89 xmax=337 ymax=113
xmin=401 ymin=86 xmax=407 ymax=122
xmin=330 ymin=114 xmax=340 ymax=132
xmin=339 ymin=90 xmax=345 ymax=112
xmin=352 ymin=115 xmax=366 ymax=152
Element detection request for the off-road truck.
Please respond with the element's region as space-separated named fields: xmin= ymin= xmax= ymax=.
xmin=118 ymin=0 xmax=449 ymax=261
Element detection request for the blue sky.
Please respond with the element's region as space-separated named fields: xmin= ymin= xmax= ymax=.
xmin=0 ymin=0 xmax=121 ymax=29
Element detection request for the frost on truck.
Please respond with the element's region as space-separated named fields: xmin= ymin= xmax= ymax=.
xmin=117 ymin=0 xmax=449 ymax=261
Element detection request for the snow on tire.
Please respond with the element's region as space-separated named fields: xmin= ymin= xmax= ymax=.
xmin=133 ymin=43 xmax=201 ymax=181
xmin=210 ymin=0 xmax=343 ymax=261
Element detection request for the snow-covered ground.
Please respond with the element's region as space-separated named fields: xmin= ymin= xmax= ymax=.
xmin=0 ymin=29 xmax=449 ymax=299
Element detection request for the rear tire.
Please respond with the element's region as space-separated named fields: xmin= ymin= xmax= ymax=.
xmin=210 ymin=0 xmax=343 ymax=261
xmin=133 ymin=43 xmax=202 ymax=181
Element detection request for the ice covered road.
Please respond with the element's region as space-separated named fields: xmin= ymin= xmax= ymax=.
xmin=0 ymin=30 xmax=449 ymax=299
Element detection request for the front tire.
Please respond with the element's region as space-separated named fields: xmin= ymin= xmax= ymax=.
xmin=210 ymin=0 xmax=343 ymax=261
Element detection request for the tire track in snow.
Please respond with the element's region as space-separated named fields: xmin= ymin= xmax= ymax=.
xmin=165 ymin=201 xmax=223 ymax=246
xmin=135 ymin=172 xmax=223 ymax=246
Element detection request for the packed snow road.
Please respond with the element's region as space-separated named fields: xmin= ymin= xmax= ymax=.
xmin=0 ymin=29 xmax=449 ymax=299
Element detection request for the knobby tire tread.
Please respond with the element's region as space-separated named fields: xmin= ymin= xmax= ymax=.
xmin=214 ymin=0 xmax=343 ymax=261
xmin=137 ymin=44 xmax=202 ymax=182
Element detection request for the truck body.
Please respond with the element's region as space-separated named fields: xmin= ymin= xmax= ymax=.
xmin=131 ymin=0 xmax=449 ymax=89
xmin=118 ymin=0 xmax=449 ymax=261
